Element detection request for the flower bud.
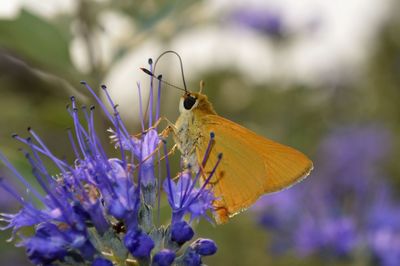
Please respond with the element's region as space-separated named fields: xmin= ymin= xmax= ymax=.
xmin=182 ymin=250 xmax=201 ymax=266
xmin=171 ymin=220 xmax=194 ymax=245
xmin=191 ymin=238 xmax=217 ymax=256
xmin=124 ymin=229 xmax=155 ymax=258
xmin=152 ymin=249 xmax=175 ymax=266
xmin=92 ymin=257 xmax=113 ymax=266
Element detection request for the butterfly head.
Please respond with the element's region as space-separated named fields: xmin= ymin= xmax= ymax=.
xmin=179 ymin=91 xmax=216 ymax=115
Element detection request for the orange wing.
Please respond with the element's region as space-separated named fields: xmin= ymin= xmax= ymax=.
xmin=196 ymin=115 xmax=313 ymax=224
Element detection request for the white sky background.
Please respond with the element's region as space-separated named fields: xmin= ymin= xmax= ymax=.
xmin=0 ymin=0 xmax=394 ymax=85
xmin=175 ymin=0 xmax=394 ymax=86
xmin=0 ymin=0 xmax=395 ymax=122
xmin=101 ymin=0 xmax=394 ymax=121
xmin=0 ymin=0 xmax=77 ymax=19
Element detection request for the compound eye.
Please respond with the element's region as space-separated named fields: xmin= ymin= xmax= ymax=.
xmin=183 ymin=95 xmax=197 ymax=110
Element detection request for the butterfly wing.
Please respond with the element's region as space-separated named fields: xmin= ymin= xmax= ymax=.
xmin=196 ymin=115 xmax=313 ymax=224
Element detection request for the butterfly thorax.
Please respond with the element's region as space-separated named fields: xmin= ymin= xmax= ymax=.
xmin=174 ymin=110 xmax=202 ymax=172
xmin=174 ymin=93 xmax=216 ymax=172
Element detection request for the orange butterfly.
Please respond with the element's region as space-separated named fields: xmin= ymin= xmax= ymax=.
xmin=142 ymin=51 xmax=313 ymax=224
xmin=173 ymin=90 xmax=313 ymax=224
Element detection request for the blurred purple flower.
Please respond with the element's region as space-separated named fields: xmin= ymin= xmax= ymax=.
xmin=231 ymin=8 xmax=286 ymax=39
xmin=253 ymin=124 xmax=398 ymax=265
xmin=294 ymin=216 xmax=356 ymax=257
xmin=367 ymin=188 xmax=400 ymax=266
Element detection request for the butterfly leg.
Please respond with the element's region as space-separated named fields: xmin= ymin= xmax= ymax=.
xmin=156 ymin=117 xmax=179 ymax=141
xmin=138 ymin=116 xmax=179 ymax=166
xmin=134 ymin=142 xmax=178 ymax=169
xmin=160 ymin=125 xmax=173 ymax=140
xmin=132 ymin=116 xmax=175 ymax=138
xmin=159 ymin=144 xmax=177 ymax=161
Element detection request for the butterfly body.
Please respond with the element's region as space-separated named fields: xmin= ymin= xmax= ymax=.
xmin=174 ymin=93 xmax=215 ymax=171
xmin=173 ymin=91 xmax=313 ymax=224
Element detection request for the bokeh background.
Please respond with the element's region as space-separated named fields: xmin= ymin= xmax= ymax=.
xmin=1 ymin=0 xmax=400 ymax=265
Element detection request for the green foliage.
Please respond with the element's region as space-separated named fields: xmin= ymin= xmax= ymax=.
xmin=0 ymin=10 xmax=72 ymax=71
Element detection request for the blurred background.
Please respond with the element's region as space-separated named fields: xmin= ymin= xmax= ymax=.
xmin=1 ymin=0 xmax=400 ymax=265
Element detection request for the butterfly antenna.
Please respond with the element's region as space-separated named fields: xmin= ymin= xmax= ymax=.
xmin=140 ymin=51 xmax=187 ymax=127
xmin=140 ymin=67 xmax=186 ymax=93
xmin=154 ymin=50 xmax=188 ymax=94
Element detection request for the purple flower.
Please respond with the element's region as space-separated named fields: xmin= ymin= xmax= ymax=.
xmin=140 ymin=129 xmax=160 ymax=185
xmin=253 ymin=124 xmax=399 ymax=265
xmin=161 ymin=133 xmax=221 ymax=253
xmin=163 ymin=134 xmax=221 ymax=225
xmin=21 ymin=223 xmax=68 ymax=264
xmin=162 ymin=171 xmax=216 ymax=223
xmin=0 ymin=83 xmax=147 ymax=265
xmin=0 ymin=201 xmax=52 ymax=236
xmin=0 ymin=57 xmax=219 ymax=266
xmin=152 ymin=249 xmax=175 ymax=266
xmin=124 ymin=228 xmax=155 ymax=258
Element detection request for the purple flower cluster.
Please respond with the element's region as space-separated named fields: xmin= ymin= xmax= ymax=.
xmin=0 ymin=59 xmax=218 ymax=266
xmin=231 ymin=8 xmax=286 ymax=39
xmin=253 ymin=125 xmax=400 ymax=265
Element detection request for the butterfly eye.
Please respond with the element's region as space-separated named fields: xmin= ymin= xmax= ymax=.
xmin=183 ymin=95 xmax=197 ymax=110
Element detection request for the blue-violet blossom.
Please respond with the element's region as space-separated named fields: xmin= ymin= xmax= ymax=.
xmin=0 ymin=59 xmax=219 ymax=266
xmin=253 ymin=125 xmax=400 ymax=266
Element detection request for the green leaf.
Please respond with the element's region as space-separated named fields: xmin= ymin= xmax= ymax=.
xmin=0 ymin=9 xmax=72 ymax=71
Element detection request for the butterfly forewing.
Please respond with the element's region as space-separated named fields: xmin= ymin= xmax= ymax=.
xmin=197 ymin=115 xmax=313 ymax=224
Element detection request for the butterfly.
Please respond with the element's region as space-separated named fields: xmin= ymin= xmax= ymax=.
xmin=142 ymin=51 xmax=313 ymax=224
xmin=172 ymin=89 xmax=313 ymax=224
